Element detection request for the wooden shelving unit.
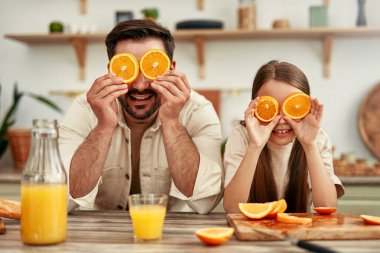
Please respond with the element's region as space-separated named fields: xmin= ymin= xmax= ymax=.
xmin=5 ymin=27 xmax=380 ymax=80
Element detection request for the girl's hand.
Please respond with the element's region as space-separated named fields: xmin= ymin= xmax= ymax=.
xmin=245 ymin=97 xmax=281 ymax=149
xmin=284 ymin=97 xmax=323 ymax=147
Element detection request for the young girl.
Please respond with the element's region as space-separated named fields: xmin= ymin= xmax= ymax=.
xmin=223 ymin=60 xmax=344 ymax=213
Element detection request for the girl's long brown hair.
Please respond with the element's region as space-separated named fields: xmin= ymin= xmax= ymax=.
xmin=247 ymin=60 xmax=310 ymax=212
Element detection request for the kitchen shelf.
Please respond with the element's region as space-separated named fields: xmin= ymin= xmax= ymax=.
xmin=5 ymin=27 xmax=380 ymax=80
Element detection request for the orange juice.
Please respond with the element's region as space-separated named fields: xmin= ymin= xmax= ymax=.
xmin=21 ymin=184 xmax=67 ymax=245
xmin=129 ymin=205 xmax=166 ymax=240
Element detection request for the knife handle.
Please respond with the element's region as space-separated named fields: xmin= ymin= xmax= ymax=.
xmin=297 ymin=240 xmax=340 ymax=253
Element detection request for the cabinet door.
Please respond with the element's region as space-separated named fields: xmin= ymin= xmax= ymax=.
xmin=338 ymin=186 xmax=380 ymax=216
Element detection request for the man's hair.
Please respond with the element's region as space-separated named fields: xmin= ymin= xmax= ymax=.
xmin=105 ymin=19 xmax=175 ymax=60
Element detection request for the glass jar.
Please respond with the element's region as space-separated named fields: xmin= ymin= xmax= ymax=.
xmin=21 ymin=119 xmax=67 ymax=245
xmin=238 ymin=0 xmax=257 ymax=30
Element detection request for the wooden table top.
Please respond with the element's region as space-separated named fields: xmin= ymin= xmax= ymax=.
xmin=1 ymin=211 xmax=379 ymax=252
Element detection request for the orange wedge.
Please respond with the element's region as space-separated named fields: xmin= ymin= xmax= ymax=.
xmin=282 ymin=92 xmax=311 ymax=119
xmin=314 ymin=207 xmax=337 ymax=215
xmin=276 ymin=213 xmax=312 ymax=225
xmin=238 ymin=202 xmax=274 ymax=220
xmin=266 ymin=199 xmax=287 ymax=218
xmin=254 ymin=96 xmax=279 ymax=122
xmin=360 ymin=215 xmax=380 ymax=225
xmin=195 ymin=227 xmax=234 ymax=245
xmin=140 ymin=49 xmax=171 ymax=80
xmin=109 ymin=53 xmax=139 ymax=83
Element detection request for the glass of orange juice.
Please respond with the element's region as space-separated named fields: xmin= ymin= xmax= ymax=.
xmin=128 ymin=194 xmax=168 ymax=242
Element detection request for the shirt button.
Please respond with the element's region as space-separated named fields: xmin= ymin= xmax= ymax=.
xmin=125 ymin=173 xmax=130 ymax=180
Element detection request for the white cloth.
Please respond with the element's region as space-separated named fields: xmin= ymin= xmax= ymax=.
xmin=224 ymin=122 xmax=344 ymax=204
xmin=59 ymin=90 xmax=223 ymax=214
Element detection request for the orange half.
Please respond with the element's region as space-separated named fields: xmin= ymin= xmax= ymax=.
xmin=276 ymin=213 xmax=312 ymax=225
xmin=282 ymin=92 xmax=311 ymax=119
xmin=314 ymin=207 xmax=337 ymax=215
xmin=360 ymin=215 xmax=380 ymax=225
xmin=254 ymin=96 xmax=279 ymax=122
xmin=140 ymin=49 xmax=171 ymax=80
xmin=109 ymin=53 xmax=139 ymax=83
xmin=195 ymin=227 xmax=234 ymax=245
xmin=266 ymin=199 xmax=287 ymax=218
xmin=238 ymin=202 xmax=274 ymax=220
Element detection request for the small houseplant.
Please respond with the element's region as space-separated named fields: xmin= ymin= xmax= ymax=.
xmin=0 ymin=82 xmax=63 ymax=169
xmin=141 ymin=8 xmax=159 ymax=21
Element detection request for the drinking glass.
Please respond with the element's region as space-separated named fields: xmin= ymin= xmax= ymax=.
xmin=128 ymin=194 xmax=168 ymax=242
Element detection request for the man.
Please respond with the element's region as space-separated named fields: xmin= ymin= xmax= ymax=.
xmin=59 ymin=19 xmax=223 ymax=214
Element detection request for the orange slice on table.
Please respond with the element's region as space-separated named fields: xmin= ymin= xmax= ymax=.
xmin=140 ymin=49 xmax=171 ymax=80
xmin=109 ymin=53 xmax=139 ymax=83
xmin=195 ymin=227 xmax=234 ymax=246
xmin=360 ymin=215 xmax=380 ymax=225
xmin=282 ymin=92 xmax=311 ymax=119
xmin=238 ymin=202 xmax=274 ymax=220
xmin=266 ymin=199 xmax=287 ymax=218
xmin=254 ymin=96 xmax=279 ymax=122
xmin=314 ymin=207 xmax=337 ymax=215
xmin=276 ymin=213 xmax=312 ymax=225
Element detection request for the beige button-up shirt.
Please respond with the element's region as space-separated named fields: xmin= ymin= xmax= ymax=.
xmin=224 ymin=122 xmax=344 ymax=209
xmin=59 ymin=90 xmax=223 ymax=214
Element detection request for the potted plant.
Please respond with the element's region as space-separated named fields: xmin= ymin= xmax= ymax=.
xmin=141 ymin=7 xmax=159 ymax=21
xmin=0 ymin=82 xmax=63 ymax=171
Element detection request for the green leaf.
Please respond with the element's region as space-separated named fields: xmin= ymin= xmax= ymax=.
xmin=0 ymin=82 xmax=63 ymax=161
xmin=26 ymin=92 xmax=63 ymax=114
xmin=0 ymin=140 xmax=8 ymax=159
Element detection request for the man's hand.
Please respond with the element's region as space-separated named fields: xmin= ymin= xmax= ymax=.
xmin=86 ymin=73 xmax=128 ymax=130
xmin=150 ymin=70 xmax=191 ymax=123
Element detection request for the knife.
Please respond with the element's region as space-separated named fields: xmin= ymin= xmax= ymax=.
xmin=253 ymin=228 xmax=340 ymax=253
xmin=284 ymin=236 xmax=340 ymax=253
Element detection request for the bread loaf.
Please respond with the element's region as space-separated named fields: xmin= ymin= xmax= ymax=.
xmin=0 ymin=199 xmax=21 ymax=220
xmin=0 ymin=218 xmax=5 ymax=234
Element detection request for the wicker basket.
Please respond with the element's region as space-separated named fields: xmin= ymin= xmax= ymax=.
xmin=7 ymin=128 xmax=31 ymax=172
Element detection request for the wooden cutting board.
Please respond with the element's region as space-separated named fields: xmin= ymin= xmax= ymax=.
xmin=0 ymin=218 xmax=5 ymax=234
xmin=227 ymin=213 xmax=380 ymax=241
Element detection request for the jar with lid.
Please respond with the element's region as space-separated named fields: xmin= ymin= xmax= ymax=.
xmin=21 ymin=119 xmax=67 ymax=245
xmin=238 ymin=0 xmax=257 ymax=30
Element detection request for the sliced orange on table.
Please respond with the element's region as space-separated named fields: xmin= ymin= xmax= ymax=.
xmin=140 ymin=49 xmax=171 ymax=80
xmin=266 ymin=199 xmax=287 ymax=218
xmin=276 ymin=213 xmax=312 ymax=225
xmin=360 ymin=215 xmax=380 ymax=225
xmin=314 ymin=207 xmax=337 ymax=215
xmin=282 ymin=92 xmax=311 ymax=119
xmin=254 ymin=96 xmax=279 ymax=122
xmin=109 ymin=52 xmax=139 ymax=83
xmin=195 ymin=227 xmax=234 ymax=246
xmin=238 ymin=202 xmax=274 ymax=220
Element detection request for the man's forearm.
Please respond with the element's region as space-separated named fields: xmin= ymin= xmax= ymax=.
xmin=69 ymin=126 xmax=114 ymax=198
xmin=161 ymin=119 xmax=199 ymax=197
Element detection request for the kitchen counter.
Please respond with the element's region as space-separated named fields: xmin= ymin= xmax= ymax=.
xmin=1 ymin=211 xmax=379 ymax=252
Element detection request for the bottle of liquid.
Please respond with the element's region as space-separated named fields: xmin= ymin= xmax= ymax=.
xmin=21 ymin=119 xmax=67 ymax=245
xmin=356 ymin=0 xmax=367 ymax=26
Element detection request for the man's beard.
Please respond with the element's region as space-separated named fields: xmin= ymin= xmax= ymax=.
xmin=120 ymin=89 xmax=160 ymax=120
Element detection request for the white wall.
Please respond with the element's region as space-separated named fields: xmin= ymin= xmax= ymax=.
xmin=1 ymin=0 xmax=380 ymax=166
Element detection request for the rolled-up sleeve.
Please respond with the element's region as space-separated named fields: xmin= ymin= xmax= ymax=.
xmin=58 ymin=94 xmax=99 ymax=212
xmin=169 ymin=93 xmax=223 ymax=214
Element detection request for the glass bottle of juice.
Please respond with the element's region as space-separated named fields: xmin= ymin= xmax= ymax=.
xmin=21 ymin=119 xmax=67 ymax=245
